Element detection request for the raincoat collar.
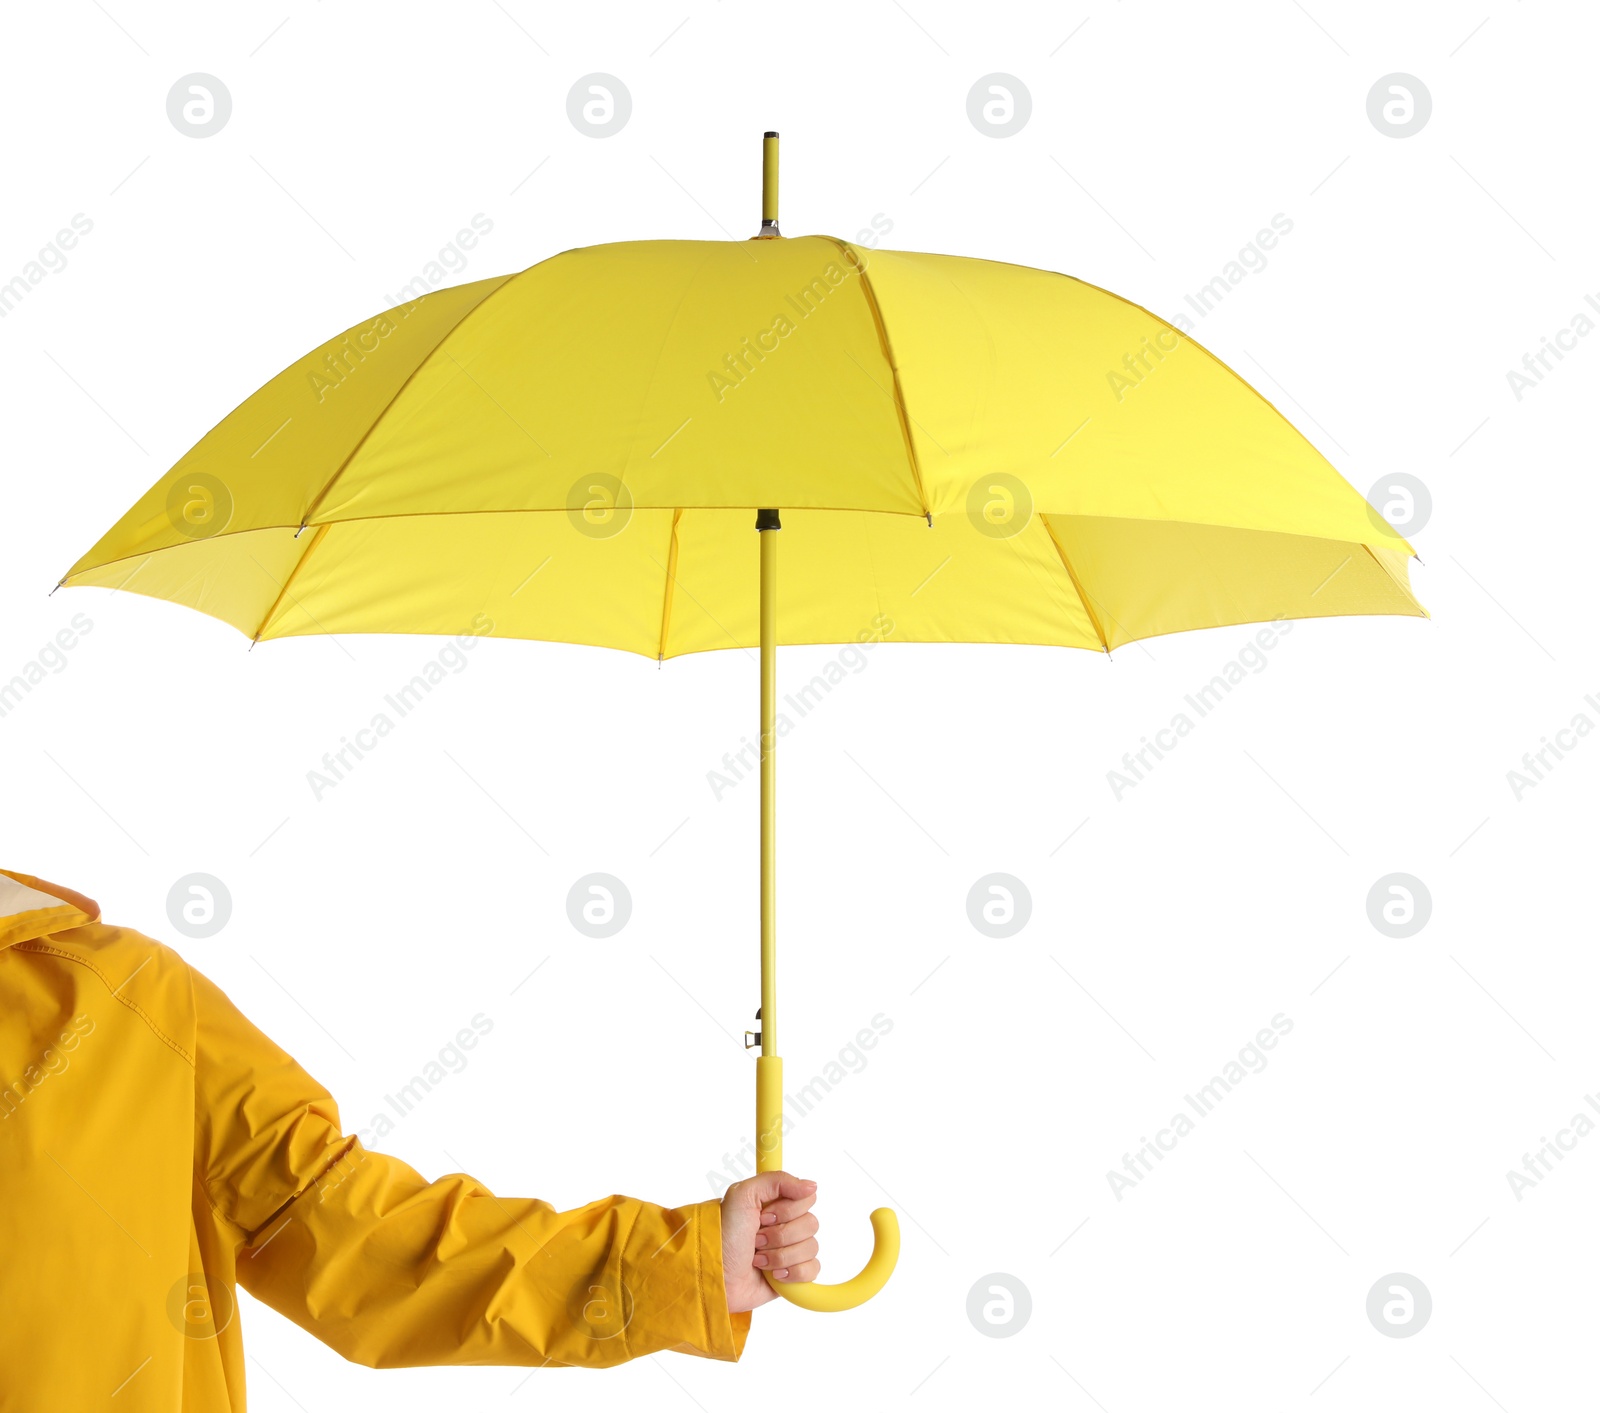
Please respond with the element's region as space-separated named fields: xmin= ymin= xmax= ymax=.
xmin=0 ymin=870 xmax=97 ymax=950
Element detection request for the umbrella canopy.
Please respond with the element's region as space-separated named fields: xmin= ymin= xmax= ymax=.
xmin=63 ymin=236 xmax=1422 ymax=655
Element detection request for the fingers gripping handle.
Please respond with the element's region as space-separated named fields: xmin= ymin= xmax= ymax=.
xmin=763 ymin=1208 xmax=900 ymax=1311
xmin=755 ymin=1056 xmax=899 ymax=1311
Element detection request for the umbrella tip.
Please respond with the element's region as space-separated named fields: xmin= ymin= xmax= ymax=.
xmin=759 ymin=133 xmax=781 ymax=239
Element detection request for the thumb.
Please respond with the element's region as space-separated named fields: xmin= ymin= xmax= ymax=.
xmin=738 ymin=1170 xmax=816 ymax=1206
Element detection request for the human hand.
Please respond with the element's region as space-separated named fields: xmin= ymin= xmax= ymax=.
xmin=720 ymin=1172 xmax=820 ymax=1313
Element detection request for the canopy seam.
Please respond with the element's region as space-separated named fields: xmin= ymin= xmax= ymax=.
xmin=1040 ymin=513 xmax=1110 ymax=652
xmin=252 ymin=523 xmax=328 ymax=642
xmin=299 ymin=272 xmax=519 ymax=528
xmin=821 ymin=236 xmax=931 ymax=522
xmin=658 ymin=507 xmax=683 ymax=660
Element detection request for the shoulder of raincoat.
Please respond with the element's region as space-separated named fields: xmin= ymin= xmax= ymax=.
xmin=0 ymin=869 xmax=747 ymax=1412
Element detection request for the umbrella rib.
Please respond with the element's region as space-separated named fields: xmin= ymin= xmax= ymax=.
xmin=252 ymin=524 xmax=330 ymax=642
xmin=298 ymin=272 xmax=520 ymax=529
xmin=822 ymin=236 xmax=931 ymax=522
xmin=1040 ymin=514 xmax=1110 ymax=652
xmin=1360 ymin=542 xmax=1427 ymax=614
xmin=656 ymin=507 xmax=682 ymax=661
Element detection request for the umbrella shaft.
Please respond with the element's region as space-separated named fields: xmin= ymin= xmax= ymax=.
xmin=759 ymin=519 xmax=778 ymax=1058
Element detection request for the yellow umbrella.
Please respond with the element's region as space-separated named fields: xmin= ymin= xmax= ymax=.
xmin=63 ymin=133 xmax=1424 ymax=1313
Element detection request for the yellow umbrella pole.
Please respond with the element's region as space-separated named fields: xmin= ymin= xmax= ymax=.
xmin=752 ymin=498 xmax=899 ymax=1311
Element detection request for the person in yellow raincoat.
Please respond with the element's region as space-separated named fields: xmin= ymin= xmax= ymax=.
xmin=0 ymin=869 xmax=823 ymax=1409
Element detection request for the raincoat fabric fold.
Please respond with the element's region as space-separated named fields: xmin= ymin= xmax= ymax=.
xmin=0 ymin=870 xmax=746 ymax=1412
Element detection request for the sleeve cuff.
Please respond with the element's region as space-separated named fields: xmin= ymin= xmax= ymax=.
xmin=688 ymin=1197 xmax=750 ymax=1362
xmin=624 ymin=1196 xmax=750 ymax=1363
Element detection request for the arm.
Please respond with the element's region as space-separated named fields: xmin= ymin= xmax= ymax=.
xmin=190 ymin=966 xmax=748 ymax=1368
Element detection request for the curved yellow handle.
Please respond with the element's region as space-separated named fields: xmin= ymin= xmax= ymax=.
xmin=764 ymin=1206 xmax=900 ymax=1311
xmin=754 ymin=1056 xmax=898 ymax=1311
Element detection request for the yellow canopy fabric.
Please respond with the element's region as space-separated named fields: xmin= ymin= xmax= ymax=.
xmin=64 ymin=236 xmax=1423 ymax=656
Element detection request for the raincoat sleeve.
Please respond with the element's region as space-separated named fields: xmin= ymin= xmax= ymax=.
xmin=189 ymin=967 xmax=749 ymax=1368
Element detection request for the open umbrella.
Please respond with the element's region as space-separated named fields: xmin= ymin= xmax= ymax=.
xmin=62 ymin=133 xmax=1425 ymax=1312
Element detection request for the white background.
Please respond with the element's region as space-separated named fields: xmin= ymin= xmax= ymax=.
xmin=3 ymin=1 xmax=1596 ymax=1408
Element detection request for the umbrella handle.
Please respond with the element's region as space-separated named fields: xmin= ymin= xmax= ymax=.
xmin=762 ymin=1208 xmax=900 ymax=1311
xmin=754 ymin=1056 xmax=900 ymax=1311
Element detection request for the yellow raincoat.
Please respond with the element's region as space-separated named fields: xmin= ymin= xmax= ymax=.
xmin=0 ymin=870 xmax=747 ymax=1410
